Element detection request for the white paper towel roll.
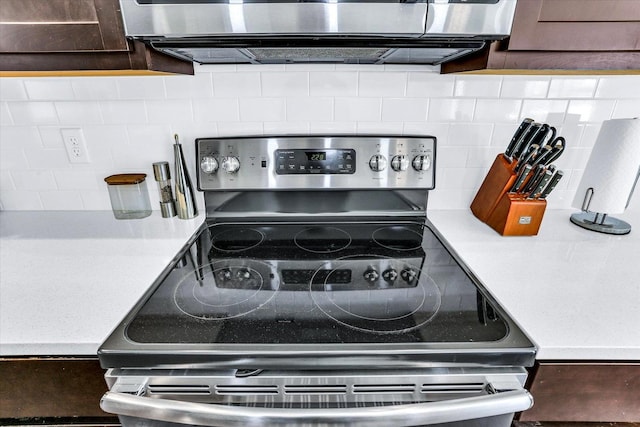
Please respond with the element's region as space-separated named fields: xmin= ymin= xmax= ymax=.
xmin=572 ymin=118 xmax=640 ymax=214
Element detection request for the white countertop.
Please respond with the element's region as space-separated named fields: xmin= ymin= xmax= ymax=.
xmin=1 ymin=209 xmax=638 ymax=360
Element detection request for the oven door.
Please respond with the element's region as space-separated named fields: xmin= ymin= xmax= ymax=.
xmin=100 ymin=367 xmax=532 ymax=427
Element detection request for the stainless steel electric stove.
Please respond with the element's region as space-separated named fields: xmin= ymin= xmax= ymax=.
xmin=98 ymin=135 xmax=536 ymax=427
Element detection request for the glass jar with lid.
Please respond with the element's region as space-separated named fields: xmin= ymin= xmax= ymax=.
xmin=104 ymin=174 xmax=152 ymax=219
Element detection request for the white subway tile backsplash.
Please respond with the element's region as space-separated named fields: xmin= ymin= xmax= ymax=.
xmin=0 ymin=103 xmax=13 ymax=125
xmin=595 ymin=77 xmax=640 ymax=99
xmin=116 ymin=77 xmax=166 ymax=100
xmin=520 ymin=100 xmax=568 ymax=123
xmin=428 ymin=99 xmax=474 ymax=122
xmin=11 ymin=170 xmax=57 ymax=191
xmin=578 ymin=123 xmax=603 ymax=148
xmin=0 ymin=191 xmax=43 ymax=210
xmin=192 ymin=98 xmax=239 ymax=122
xmin=71 ymin=78 xmax=119 ymax=101
xmin=0 ymin=149 xmax=28 ymax=170
xmin=358 ymin=72 xmax=406 ymax=97
xmin=0 ymin=79 xmax=28 ymax=100
xmin=54 ymin=170 xmax=101 ymax=190
xmin=501 ymin=77 xmax=550 ymax=99
xmin=8 ymin=102 xmax=58 ymax=125
xmin=448 ymin=123 xmax=493 ymax=146
xmin=466 ymin=147 xmax=499 ymax=168
xmin=403 ymin=122 xmax=449 ymax=140
xmin=38 ymin=127 xmax=65 ymax=149
xmin=356 ymin=122 xmax=404 ymax=134
xmin=40 ymin=190 xmax=84 ymax=210
xmin=213 ymin=73 xmax=261 ymax=97
xmin=0 ymin=171 xmax=15 ymax=191
xmin=0 ymin=126 xmax=42 ymax=149
xmin=308 ymin=122 xmax=357 ymax=134
xmin=146 ymin=99 xmax=193 ymax=124
xmin=24 ymin=148 xmax=69 ymax=170
xmin=382 ymin=98 xmax=428 ymax=122
xmin=407 ymin=73 xmax=454 ymax=98
xmin=548 ymin=77 xmax=598 ymax=99
xmin=310 ymin=72 xmax=358 ymax=96
xmin=335 ymin=98 xmax=381 ymax=121
xmin=24 ymin=79 xmax=75 ymax=100
xmin=454 ymin=76 xmax=501 ymax=98
xmin=612 ymin=100 xmax=640 ymax=119
xmin=286 ymin=98 xmax=333 ymax=121
xmin=80 ymin=190 xmax=111 ymax=210
xmin=474 ymin=99 xmax=522 ymax=123
xmin=262 ymin=72 xmax=309 ymax=96
xmin=263 ymin=122 xmax=310 ymax=134
xmin=435 ymin=147 xmax=469 ymax=168
xmin=239 ymin=98 xmax=286 ymax=122
xmin=100 ymin=101 xmax=146 ymax=125
xmin=491 ymin=124 xmax=518 ymax=148
xmin=55 ymin=101 xmax=103 ymax=125
xmin=217 ymin=122 xmax=264 ymax=136
xmin=164 ymin=74 xmax=214 ymax=99
xmin=566 ymin=100 xmax=615 ymax=123
xmin=1 ymin=70 xmax=639 ymax=212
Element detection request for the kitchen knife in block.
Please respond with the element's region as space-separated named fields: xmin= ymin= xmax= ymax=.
xmin=470 ymin=154 xmax=517 ymax=222
xmin=485 ymin=194 xmax=547 ymax=236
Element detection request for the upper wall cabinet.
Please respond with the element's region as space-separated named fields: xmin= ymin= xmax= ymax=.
xmin=444 ymin=0 xmax=640 ymax=73
xmin=0 ymin=0 xmax=192 ymax=75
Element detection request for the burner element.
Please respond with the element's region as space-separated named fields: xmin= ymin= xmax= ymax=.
xmin=372 ymin=226 xmax=423 ymax=251
xmin=294 ymin=227 xmax=352 ymax=253
xmin=174 ymin=260 xmax=278 ymax=320
xmin=310 ymin=255 xmax=441 ymax=334
xmin=211 ymin=228 xmax=265 ymax=252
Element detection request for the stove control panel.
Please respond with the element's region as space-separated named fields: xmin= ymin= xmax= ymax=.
xmin=197 ymin=135 xmax=435 ymax=190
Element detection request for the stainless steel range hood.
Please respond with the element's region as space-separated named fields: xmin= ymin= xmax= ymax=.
xmin=119 ymin=0 xmax=517 ymax=65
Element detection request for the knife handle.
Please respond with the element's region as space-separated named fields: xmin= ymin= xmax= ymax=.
xmin=538 ymin=170 xmax=564 ymax=199
xmin=505 ymin=118 xmax=534 ymax=159
xmin=528 ymin=170 xmax=554 ymax=199
xmin=522 ymin=164 xmax=546 ymax=194
xmin=514 ymin=144 xmax=539 ymax=173
xmin=510 ymin=164 xmax=533 ymax=192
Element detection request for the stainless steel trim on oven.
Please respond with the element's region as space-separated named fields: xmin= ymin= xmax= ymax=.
xmin=101 ymin=368 xmax=532 ymax=427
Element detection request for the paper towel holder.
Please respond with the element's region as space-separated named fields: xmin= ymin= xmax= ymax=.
xmin=570 ymin=186 xmax=634 ymax=235
xmin=570 ymin=117 xmax=639 ymax=236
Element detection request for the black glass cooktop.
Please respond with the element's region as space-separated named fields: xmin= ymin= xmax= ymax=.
xmin=125 ymin=221 xmax=509 ymax=345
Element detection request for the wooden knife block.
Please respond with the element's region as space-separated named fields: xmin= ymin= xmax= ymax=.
xmin=470 ymin=154 xmax=546 ymax=236
xmin=470 ymin=154 xmax=517 ymax=222
xmin=485 ymin=194 xmax=547 ymax=236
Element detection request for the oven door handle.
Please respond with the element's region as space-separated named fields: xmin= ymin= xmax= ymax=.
xmin=101 ymin=387 xmax=533 ymax=427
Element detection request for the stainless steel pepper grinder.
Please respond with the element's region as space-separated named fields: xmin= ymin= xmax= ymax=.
xmin=173 ymin=133 xmax=198 ymax=219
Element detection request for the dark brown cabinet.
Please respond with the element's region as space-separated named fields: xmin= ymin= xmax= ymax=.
xmin=445 ymin=0 xmax=640 ymax=73
xmin=0 ymin=0 xmax=192 ymax=75
xmin=520 ymin=362 xmax=640 ymax=423
xmin=0 ymin=357 xmax=117 ymax=422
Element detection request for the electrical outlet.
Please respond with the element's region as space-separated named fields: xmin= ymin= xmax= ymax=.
xmin=61 ymin=128 xmax=91 ymax=163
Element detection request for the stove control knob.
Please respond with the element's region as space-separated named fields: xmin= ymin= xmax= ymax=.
xmin=382 ymin=268 xmax=398 ymax=283
xmin=391 ymin=155 xmax=409 ymax=172
xmin=363 ymin=268 xmax=379 ymax=284
xmin=412 ymin=154 xmax=431 ymax=172
xmin=369 ymin=155 xmax=387 ymax=172
xmin=401 ymin=268 xmax=418 ymax=284
xmin=222 ymin=156 xmax=240 ymax=174
xmin=236 ymin=268 xmax=252 ymax=281
xmin=200 ymin=156 xmax=219 ymax=174
xmin=217 ymin=268 xmax=233 ymax=282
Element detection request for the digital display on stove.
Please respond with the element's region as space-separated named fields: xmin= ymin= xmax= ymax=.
xmin=275 ymin=149 xmax=355 ymax=175
xmin=306 ymin=152 xmax=326 ymax=161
